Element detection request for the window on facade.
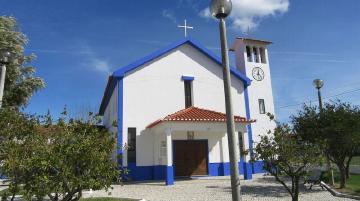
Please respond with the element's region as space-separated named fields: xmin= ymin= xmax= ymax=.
xmin=259 ymin=48 xmax=266 ymax=64
xmin=127 ymin=127 xmax=136 ymax=163
xmin=246 ymin=46 xmax=252 ymax=62
xmin=184 ymin=80 xmax=193 ymax=108
xmin=259 ymin=99 xmax=266 ymax=114
xmin=238 ymin=132 xmax=245 ymax=157
xmin=253 ymin=47 xmax=259 ymax=63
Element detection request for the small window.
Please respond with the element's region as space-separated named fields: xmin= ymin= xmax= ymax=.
xmin=160 ymin=141 xmax=166 ymax=157
xmin=253 ymin=47 xmax=259 ymax=63
xmin=238 ymin=132 xmax=245 ymax=157
xmin=127 ymin=128 xmax=136 ymax=163
xmin=184 ymin=80 xmax=193 ymax=108
xmin=259 ymin=99 xmax=266 ymax=114
xmin=246 ymin=46 xmax=252 ymax=62
xmin=259 ymin=48 xmax=266 ymax=64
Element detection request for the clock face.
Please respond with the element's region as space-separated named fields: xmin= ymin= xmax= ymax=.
xmin=252 ymin=67 xmax=265 ymax=81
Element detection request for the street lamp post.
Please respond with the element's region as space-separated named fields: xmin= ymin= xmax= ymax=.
xmin=313 ymin=79 xmax=334 ymax=186
xmin=0 ymin=50 xmax=11 ymax=109
xmin=210 ymin=1 xmax=242 ymax=201
xmin=313 ymin=79 xmax=324 ymax=111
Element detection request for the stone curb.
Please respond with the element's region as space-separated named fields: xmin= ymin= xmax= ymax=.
xmin=320 ymin=181 xmax=360 ymax=200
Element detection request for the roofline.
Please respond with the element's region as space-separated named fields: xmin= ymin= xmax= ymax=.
xmin=99 ymin=37 xmax=252 ymax=115
xmin=113 ymin=37 xmax=251 ymax=85
xmin=146 ymin=106 xmax=256 ymax=128
xmin=236 ymin=37 xmax=272 ymax=45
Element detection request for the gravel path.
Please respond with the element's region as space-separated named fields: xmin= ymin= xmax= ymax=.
xmin=85 ymin=175 xmax=352 ymax=201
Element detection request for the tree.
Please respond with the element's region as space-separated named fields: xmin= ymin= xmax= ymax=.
xmin=0 ymin=16 xmax=44 ymax=108
xmin=293 ymin=101 xmax=360 ymax=188
xmin=48 ymin=113 xmax=119 ymax=201
xmin=0 ymin=108 xmax=120 ymax=201
xmin=254 ymin=115 xmax=322 ymax=201
xmin=0 ymin=108 xmax=40 ymax=201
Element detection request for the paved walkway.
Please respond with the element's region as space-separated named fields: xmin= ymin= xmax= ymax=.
xmin=85 ymin=175 xmax=352 ymax=201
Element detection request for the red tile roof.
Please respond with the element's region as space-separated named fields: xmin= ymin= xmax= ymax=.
xmin=147 ymin=107 xmax=256 ymax=128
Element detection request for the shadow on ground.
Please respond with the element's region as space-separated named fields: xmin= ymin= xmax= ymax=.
xmin=206 ymin=177 xmax=325 ymax=198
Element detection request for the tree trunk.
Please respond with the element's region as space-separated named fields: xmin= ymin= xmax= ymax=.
xmin=292 ymin=176 xmax=300 ymax=201
xmin=10 ymin=191 xmax=16 ymax=201
xmin=326 ymin=154 xmax=334 ymax=186
xmin=345 ymin=156 xmax=353 ymax=179
xmin=10 ymin=183 xmax=18 ymax=201
xmin=338 ymin=164 xmax=347 ymax=188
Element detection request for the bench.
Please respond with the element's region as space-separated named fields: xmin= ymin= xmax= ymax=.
xmin=304 ymin=169 xmax=324 ymax=190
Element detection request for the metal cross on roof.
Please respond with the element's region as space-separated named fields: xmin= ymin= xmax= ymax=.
xmin=244 ymin=26 xmax=252 ymax=37
xmin=178 ymin=19 xmax=193 ymax=37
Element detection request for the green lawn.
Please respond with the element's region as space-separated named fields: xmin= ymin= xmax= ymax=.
xmin=81 ymin=197 xmax=138 ymax=201
xmin=351 ymin=156 xmax=360 ymax=166
xmin=323 ymin=172 xmax=360 ymax=196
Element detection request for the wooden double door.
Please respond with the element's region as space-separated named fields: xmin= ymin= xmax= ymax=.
xmin=174 ymin=140 xmax=208 ymax=177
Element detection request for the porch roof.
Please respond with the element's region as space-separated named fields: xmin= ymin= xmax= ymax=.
xmin=146 ymin=107 xmax=256 ymax=129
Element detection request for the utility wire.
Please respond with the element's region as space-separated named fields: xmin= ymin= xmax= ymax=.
xmin=277 ymin=88 xmax=360 ymax=109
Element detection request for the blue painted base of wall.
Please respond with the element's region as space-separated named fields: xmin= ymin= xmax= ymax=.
xmin=166 ymin=166 xmax=174 ymax=185
xmin=208 ymin=161 xmax=252 ymax=179
xmin=126 ymin=161 xmax=265 ymax=182
xmin=243 ymin=162 xmax=252 ymax=180
xmin=127 ymin=163 xmax=167 ymax=181
xmin=253 ymin=161 xmax=266 ymax=174
xmin=208 ymin=162 xmax=230 ymax=176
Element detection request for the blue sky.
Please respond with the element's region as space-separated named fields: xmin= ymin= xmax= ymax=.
xmin=1 ymin=0 xmax=360 ymax=122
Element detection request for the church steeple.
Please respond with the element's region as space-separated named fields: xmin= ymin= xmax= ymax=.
xmin=230 ymin=37 xmax=276 ymax=145
xmin=230 ymin=37 xmax=272 ymax=74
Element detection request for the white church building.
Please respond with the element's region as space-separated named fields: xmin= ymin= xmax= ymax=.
xmin=99 ymin=37 xmax=276 ymax=185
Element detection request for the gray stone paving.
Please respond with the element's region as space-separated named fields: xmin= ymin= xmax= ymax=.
xmin=85 ymin=175 xmax=352 ymax=201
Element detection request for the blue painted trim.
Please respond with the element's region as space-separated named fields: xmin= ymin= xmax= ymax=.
xmin=112 ymin=38 xmax=251 ymax=84
xmin=166 ymin=166 xmax=174 ymax=185
xmin=243 ymin=84 xmax=255 ymax=174
xmin=117 ymin=78 xmax=124 ymax=166
xmin=181 ymin=76 xmax=195 ymax=81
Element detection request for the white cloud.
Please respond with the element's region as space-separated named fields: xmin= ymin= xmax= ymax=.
xmin=27 ymin=44 xmax=112 ymax=75
xmin=162 ymin=9 xmax=177 ymax=24
xmin=199 ymin=8 xmax=211 ymax=18
xmin=200 ymin=0 xmax=289 ymax=32
xmin=89 ymin=58 xmax=111 ymax=74
xmin=78 ymin=45 xmax=111 ymax=75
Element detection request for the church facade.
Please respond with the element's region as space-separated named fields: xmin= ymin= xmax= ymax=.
xmin=99 ymin=37 xmax=276 ymax=185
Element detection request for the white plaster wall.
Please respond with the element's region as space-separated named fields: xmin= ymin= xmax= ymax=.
xmin=102 ymin=83 xmax=118 ymax=161
xmin=233 ymin=40 xmax=277 ymax=145
xmin=122 ymin=44 xmax=248 ymax=166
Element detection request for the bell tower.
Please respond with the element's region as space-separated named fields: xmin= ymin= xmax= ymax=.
xmin=231 ymin=37 xmax=276 ymax=146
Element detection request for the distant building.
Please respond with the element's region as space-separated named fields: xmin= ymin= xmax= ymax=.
xmin=99 ymin=37 xmax=276 ymax=185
